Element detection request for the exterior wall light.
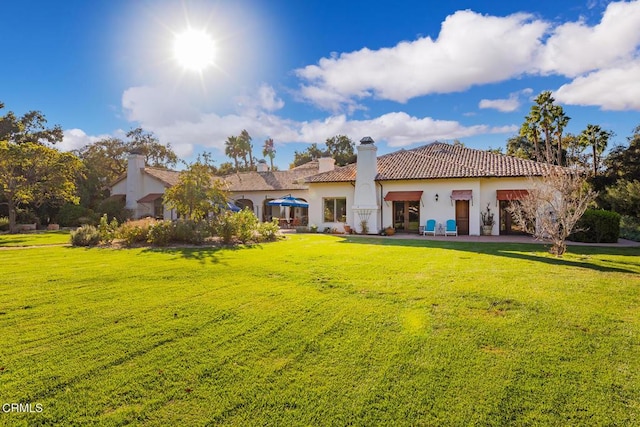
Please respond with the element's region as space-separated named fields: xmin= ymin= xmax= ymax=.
xmin=435 ymin=193 xmax=439 ymax=202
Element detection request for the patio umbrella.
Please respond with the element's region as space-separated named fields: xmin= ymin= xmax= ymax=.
xmin=267 ymin=195 xmax=309 ymax=208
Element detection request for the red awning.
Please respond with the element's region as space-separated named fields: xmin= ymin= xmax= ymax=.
xmin=497 ymin=189 xmax=529 ymax=201
xmin=137 ymin=193 xmax=163 ymax=203
xmin=383 ymin=191 xmax=423 ymax=201
xmin=450 ymin=190 xmax=473 ymax=201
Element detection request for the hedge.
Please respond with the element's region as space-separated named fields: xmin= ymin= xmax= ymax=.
xmin=569 ymin=209 xmax=620 ymax=243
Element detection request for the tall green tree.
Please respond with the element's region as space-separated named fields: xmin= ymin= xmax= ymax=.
xmin=262 ymin=137 xmax=276 ymax=170
xmin=325 ymin=135 xmax=356 ymax=166
xmin=579 ymin=124 xmax=613 ymax=176
xmin=0 ymin=141 xmax=83 ymax=233
xmin=291 ymin=143 xmax=327 ymax=168
xmin=163 ymin=154 xmax=228 ymax=220
xmin=0 ymin=104 xmax=63 ymax=145
xmin=604 ymin=125 xmax=640 ymax=182
xmin=519 ymin=91 xmax=568 ymax=164
xmin=239 ymin=129 xmax=254 ymax=169
xmin=224 ymin=135 xmax=241 ymax=172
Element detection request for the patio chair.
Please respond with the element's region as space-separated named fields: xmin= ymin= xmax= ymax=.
xmin=445 ymin=219 xmax=458 ymax=236
xmin=423 ymin=219 xmax=436 ymax=236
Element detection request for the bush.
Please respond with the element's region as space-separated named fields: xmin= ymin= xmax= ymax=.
xmin=148 ymin=221 xmax=175 ymax=246
xmin=16 ymin=208 xmax=39 ymax=225
xmin=70 ymin=225 xmax=101 ymax=247
xmin=57 ymin=203 xmax=95 ymax=227
xmin=569 ymin=209 xmax=620 ymax=243
xmin=0 ymin=217 xmax=8 ymax=232
xmin=214 ymin=212 xmax=238 ymax=245
xmin=173 ymin=219 xmax=208 ymax=245
xmin=96 ymin=198 xmax=132 ymax=224
xmin=98 ymin=214 xmax=119 ymax=244
xmin=620 ymin=215 xmax=640 ymax=242
xmin=117 ymin=218 xmax=155 ymax=246
xmin=234 ymin=209 xmax=259 ymax=244
xmin=258 ymin=219 xmax=281 ymax=242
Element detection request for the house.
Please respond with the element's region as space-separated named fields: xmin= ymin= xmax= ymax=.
xmin=305 ymin=138 xmax=548 ymax=236
xmin=109 ymin=153 xmax=334 ymax=222
xmin=110 ymin=138 xmax=547 ymax=236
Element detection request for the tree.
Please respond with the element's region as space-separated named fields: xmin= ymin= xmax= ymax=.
xmin=126 ymin=128 xmax=178 ymax=168
xmin=508 ymin=168 xmax=596 ymax=256
xmin=262 ymin=137 xmax=276 ymax=170
xmin=579 ymin=124 xmax=613 ymax=176
xmin=604 ymin=125 xmax=640 ymax=183
xmin=239 ymin=129 xmax=254 ymax=169
xmin=224 ymin=135 xmax=241 ymax=172
xmin=604 ymin=179 xmax=640 ymax=218
xmin=325 ymin=135 xmax=356 ymax=166
xmin=519 ymin=91 xmax=568 ymax=164
xmin=291 ymin=143 xmax=326 ymax=168
xmin=0 ymin=104 xmax=63 ymax=145
xmin=506 ymin=135 xmax=536 ymax=160
xmin=163 ymin=154 xmax=229 ymax=220
xmin=0 ymin=141 xmax=83 ymax=233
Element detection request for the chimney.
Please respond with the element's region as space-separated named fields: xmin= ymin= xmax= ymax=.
xmin=352 ymin=136 xmax=379 ymax=234
xmin=257 ymin=159 xmax=269 ymax=172
xmin=126 ymin=151 xmax=146 ymax=217
xmin=318 ymin=157 xmax=335 ymax=173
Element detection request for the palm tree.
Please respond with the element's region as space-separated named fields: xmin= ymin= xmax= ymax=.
xmin=224 ymin=135 xmax=241 ymax=172
xmin=553 ymin=105 xmax=570 ymax=166
xmin=579 ymin=124 xmax=613 ymax=176
xmin=262 ymin=137 xmax=276 ymax=170
xmin=239 ymin=129 xmax=254 ymax=169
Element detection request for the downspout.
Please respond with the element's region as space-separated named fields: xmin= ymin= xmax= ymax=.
xmin=378 ymin=181 xmax=384 ymax=231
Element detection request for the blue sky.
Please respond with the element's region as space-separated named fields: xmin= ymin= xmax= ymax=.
xmin=2 ymin=0 xmax=639 ymax=169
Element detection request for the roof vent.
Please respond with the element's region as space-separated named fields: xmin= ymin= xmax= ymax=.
xmin=360 ymin=136 xmax=375 ymax=145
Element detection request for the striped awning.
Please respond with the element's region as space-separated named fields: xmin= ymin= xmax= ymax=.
xmin=450 ymin=190 xmax=473 ymax=201
xmin=383 ymin=191 xmax=423 ymax=201
xmin=497 ymin=190 xmax=529 ymax=200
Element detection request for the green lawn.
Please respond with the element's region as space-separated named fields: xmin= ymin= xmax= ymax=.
xmin=1 ymin=234 xmax=639 ymax=426
xmin=0 ymin=230 xmax=70 ymax=247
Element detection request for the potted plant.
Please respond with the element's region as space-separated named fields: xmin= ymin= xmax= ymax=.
xmin=343 ymin=224 xmax=352 ymax=234
xmin=384 ymin=225 xmax=395 ymax=236
xmin=481 ymin=203 xmax=495 ymax=235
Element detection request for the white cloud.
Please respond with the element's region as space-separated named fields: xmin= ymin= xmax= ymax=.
xmin=59 ymin=128 xmax=111 ymax=152
xmin=295 ymin=2 xmax=640 ymax=112
xmin=235 ymin=84 xmax=285 ymax=112
xmin=554 ymin=61 xmax=640 ymax=110
xmin=296 ymin=10 xmax=547 ymax=107
xmin=122 ymin=85 xmax=201 ymax=127
xmin=479 ymin=88 xmax=533 ymax=112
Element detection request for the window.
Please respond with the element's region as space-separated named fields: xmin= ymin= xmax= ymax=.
xmin=323 ymin=198 xmax=346 ymax=222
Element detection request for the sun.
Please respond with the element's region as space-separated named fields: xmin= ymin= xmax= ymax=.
xmin=172 ymin=28 xmax=216 ymax=72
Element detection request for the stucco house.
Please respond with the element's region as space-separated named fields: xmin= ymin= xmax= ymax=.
xmin=305 ymin=138 xmax=548 ymax=236
xmin=110 ymin=138 xmax=548 ymax=236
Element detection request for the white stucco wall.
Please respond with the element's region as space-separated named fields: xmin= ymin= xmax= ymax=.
xmin=111 ymin=173 xmax=170 ymax=219
xmin=307 ymin=176 xmax=536 ymax=235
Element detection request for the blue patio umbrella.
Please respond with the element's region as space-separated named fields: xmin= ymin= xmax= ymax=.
xmin=226 ymin=201 xmax=241 ymax=212
xmin=267 ymin=195 xmax=309 ymax=208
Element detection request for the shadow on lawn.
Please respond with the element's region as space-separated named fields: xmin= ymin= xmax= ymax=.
xmin=139 ymin=243 xmax=265 ymax=264
xmin=336 ymin=236 xmax=640 ymax=275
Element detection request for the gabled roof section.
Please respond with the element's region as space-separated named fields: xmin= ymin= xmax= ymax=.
xmin=305 ymin=142 xmax=552 ymax=183
xmin=144 ymin=167 xmax=181 ymax=187
xmin=224 ymin=160 xmax=320 ymax=192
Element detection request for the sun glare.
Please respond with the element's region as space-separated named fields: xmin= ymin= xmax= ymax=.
xmin=173 ymin=28 xmax=216 ymax=72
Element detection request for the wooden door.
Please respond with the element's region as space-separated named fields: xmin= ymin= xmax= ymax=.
xmin=455 ymin=200 xmax=469 ymax=235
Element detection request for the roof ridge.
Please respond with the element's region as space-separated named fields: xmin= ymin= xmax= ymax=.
xmin=405 ymin=144 xmax=489 ymax=176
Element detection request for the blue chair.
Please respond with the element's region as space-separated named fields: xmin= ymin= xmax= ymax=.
xmin=423 ymin=219 xmax=436 ymax=236
xmin=445 ymin=219 xmax=458 ymax=236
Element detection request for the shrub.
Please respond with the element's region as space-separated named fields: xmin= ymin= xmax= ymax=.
xmin=214 ymin=212 xmax=238 ymax=245
xmin=70 ymin=225 xmax=101 ymax=247
xmin=173 ymin=219 xmax=208 ymax=245
xmin=148 ymin=221 xmax=175 ymax=246
xmin=569 ymin=209 xmax=620 ymax=243
xmin=620 ymin=215 xmax=640 ymax=242
xmin=234 ymin=209 xmax=259 ymax=244
xmin=96 ymin=198 xmax=132 ymax=223
xmin=117 ymin=218 xmax=155 ymax=246
xmin=258 ymin=219 xmax=281 ymax=242
xmin=57 ymin=204 xmax=95 ymax=227
xmin=0 ymin=217 xmax=8 ymax=232
xmin=16 ymin=208 xmax=39 ymax=225
xmin=98 ymin=214 xmax=119 ymax=244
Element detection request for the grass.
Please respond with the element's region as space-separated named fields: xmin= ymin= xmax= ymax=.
xmin=0 ymin=231 xmax=70 ymax=247
xmin=0 ymin=234 xmax=639 ymax=426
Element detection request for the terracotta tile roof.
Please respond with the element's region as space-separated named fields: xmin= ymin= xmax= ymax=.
xmin=144 ymin=167 xmax=181 ymax=187
xmin=306 ymin=142 xmax=552 ymax=183
xmin=223 ymin=161 xmax=320 ymax=192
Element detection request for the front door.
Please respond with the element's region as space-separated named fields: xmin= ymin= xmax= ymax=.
xmin=455 ymin=200 xmax=469 ymax=235
xmin=393 ymin=201 xmax=420 ymax=233
xmin=499 ymin=200 xmax=526 ymax=235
